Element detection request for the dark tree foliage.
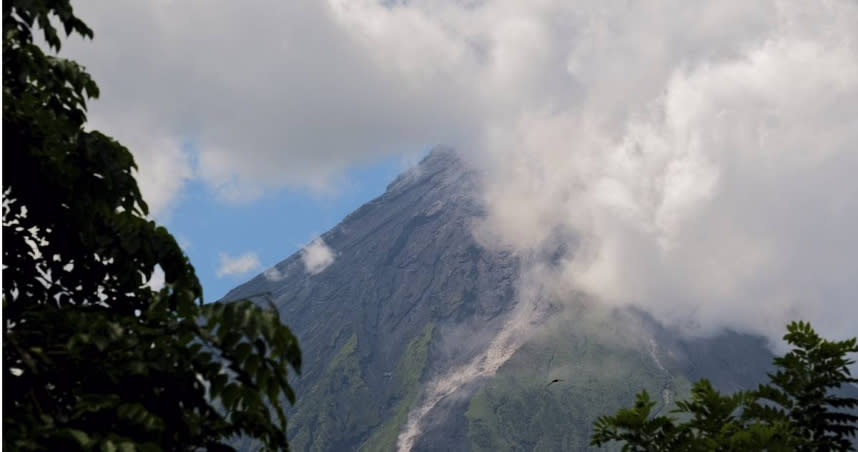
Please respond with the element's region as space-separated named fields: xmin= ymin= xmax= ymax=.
xmin=3 ymin=1 xmax=301 ymax=450
xmin=591 ymin=321 xmax=858 ymax=451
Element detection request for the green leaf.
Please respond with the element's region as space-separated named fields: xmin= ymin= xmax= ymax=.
xmin=65 ymin=429 xmax=91 ymax=446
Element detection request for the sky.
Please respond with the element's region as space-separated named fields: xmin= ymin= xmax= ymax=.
xmin=162 ymin=150 xmax=410 ymax=300
xmin=61 ymin=0 xmax=858 ymax=345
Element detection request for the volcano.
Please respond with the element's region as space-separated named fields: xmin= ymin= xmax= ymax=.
xmin=224 ymin=148 xmax=782 ymax=451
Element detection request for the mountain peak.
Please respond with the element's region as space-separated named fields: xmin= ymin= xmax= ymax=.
xmin=222 ymin=142 xmax=797 ymax=452
xmin=384 ymin=146 xmax=466 ymax=195
xmin=222 ymin=145 xmax=482 ymax=304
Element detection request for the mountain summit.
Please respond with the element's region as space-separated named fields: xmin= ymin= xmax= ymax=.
xmin=225 ymin=148 xmax=778 ymax=451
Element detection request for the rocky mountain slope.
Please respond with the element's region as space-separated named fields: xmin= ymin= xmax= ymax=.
xmin=223 ymin=148 xmax=785 ymax=451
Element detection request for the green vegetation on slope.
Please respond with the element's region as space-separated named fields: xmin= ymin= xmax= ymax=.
xmin=466 ymin=309 xmax=692 ymax=451
xmin=360 ymin=323 xmax=435 ymax=452
xmin=290 ymin=333 xmax=379 ymax=451
xmin=592 ymin=321 xmax=858 ymax=451
xmin=286 ymin=324 xmax=435 ymax=452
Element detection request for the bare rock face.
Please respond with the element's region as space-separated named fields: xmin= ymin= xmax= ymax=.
xmin=225 ymin=148 xmax=797 ymax=452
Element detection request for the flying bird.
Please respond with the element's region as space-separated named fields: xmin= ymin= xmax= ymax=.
xmin=545 ymin=378 xmax=563 ymax=388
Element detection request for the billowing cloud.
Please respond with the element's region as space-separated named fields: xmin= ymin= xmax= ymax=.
xmin=216 ymin=252 xmax=261 ymax=278
xmin=60 ymin=1 xmax=858 ymax=344
xmin=61 ymin=0 xmax=477 ymax=210
xmin=468 ymin=1 xmax=858 ymax=345
xmin=301 ymin=238 xmax=335 ymax=275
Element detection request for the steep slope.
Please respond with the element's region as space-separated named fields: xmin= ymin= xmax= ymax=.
xmin=223 ymin=148 xmax=786 ymax=451
xmin=224 ymin=148 xmax=521 ymax=451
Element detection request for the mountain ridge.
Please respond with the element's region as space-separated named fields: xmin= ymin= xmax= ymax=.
xmin=223 ymin=147 xmax=801 ymax=451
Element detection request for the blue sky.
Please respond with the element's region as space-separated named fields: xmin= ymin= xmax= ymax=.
xmin=160 ymin=152 xmax=417 ymax=301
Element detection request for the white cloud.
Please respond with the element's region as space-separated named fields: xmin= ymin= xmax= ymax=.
xmin=301 ymin=238 xmax=335 ymax=275
xmin=82 ymin=108 xmax=193 ymax=219
xmin=263 ymin=266 xmax=287 ymax=282
xmin=147 ymin=265 xmax=165 ymax=291
xmin=62 ymin=0 xmax=477 ymax=208
xmin=469 ymin=1 xmax=858 ymax=344
xmin=216 ymin=252 xmax=261 ymax=278
xmin=59 ymin=0 xmax=858 ymax=345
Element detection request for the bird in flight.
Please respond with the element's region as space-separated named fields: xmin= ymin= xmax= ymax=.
xmin=545 ymin=378 xmax=563 ymax=388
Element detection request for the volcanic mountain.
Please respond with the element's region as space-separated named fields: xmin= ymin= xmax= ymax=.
xmin=223 ymin=148 xmax=781 ymax=451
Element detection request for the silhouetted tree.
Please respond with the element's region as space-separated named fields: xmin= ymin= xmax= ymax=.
xmin=591 ymin=321 xmax=857 ymax=451
xmin=3 ymin=1 xmax=300 ymax=450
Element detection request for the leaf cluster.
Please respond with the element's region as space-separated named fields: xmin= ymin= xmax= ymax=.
xmin=3 ymin=1 xmax=301 ymax=450
xmin=591 ymin=321 xmax=858 ymax=451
